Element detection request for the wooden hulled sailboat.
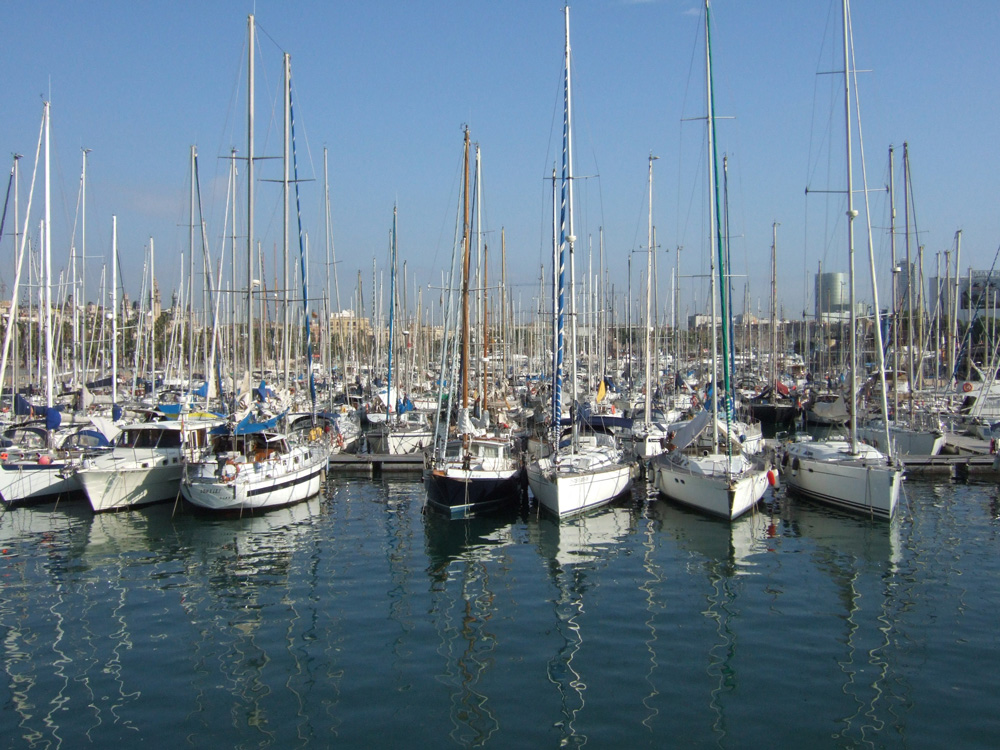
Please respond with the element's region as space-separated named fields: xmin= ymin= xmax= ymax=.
xmin=423 ymin=128 xmax=524 ymax=519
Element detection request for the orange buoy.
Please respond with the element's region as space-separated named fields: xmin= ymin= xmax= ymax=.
xmin=767 ymin=469 xmax=778 ymax=487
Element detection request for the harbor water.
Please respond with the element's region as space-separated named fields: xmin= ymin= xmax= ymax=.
xmin=2 ymin=474 xmax=998 ymax=748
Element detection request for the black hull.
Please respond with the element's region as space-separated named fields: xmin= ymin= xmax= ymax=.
xmin=748 ymin=402 xmax=800 ymax=427
xmin=423 ymin=469 xmax=524 ymax=520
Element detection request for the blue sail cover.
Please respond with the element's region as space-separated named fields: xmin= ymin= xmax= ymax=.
xmin=45 ymin=407 xmax=62 ymax=432
xmin=14 ymin=394 xmax=34 ymax=417
xmin=211 ymin=411 xmax=285 ymax=436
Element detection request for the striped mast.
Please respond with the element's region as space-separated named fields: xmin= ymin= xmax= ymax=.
xmin=552 ymin=4 xmax=572 ymax=452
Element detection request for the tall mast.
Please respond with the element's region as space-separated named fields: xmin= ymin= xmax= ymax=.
xmin=43 ymin=101 xmax=53 ymax=409
xmin=563 ymin=4 xmax=579 ymax=449
xmin=111 ymin=215 xmax=118 ymax=408
xmin=189 ymin=145 xmax=197 ymax=387
xmin=704 ymin=0 xmax=722 ymax=452
xmin=461 ymin=128 xmax=471 ymax=411
xmin=79 ymin=147 xmax=91 ymax=389
xmin=770 ymin=222 xmax=779 ymax=393
xmin=483 ymin=242 xmax=489 ymax=409
xmin=644 ymin=153 xmax=657 ymax=425
xmin=889 ymin=145 xmax=898 ymax=419
xmin=246 ymin=13 xmax=255 ymax=379
xmin=842 ymin=0 xmax=858 ymax=453
xmin=283 ymin=51 xmax=291 ymax=391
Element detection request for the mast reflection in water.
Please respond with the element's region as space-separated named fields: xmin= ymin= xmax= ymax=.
xmin=1 ymin=478 xmax=999 ymax=747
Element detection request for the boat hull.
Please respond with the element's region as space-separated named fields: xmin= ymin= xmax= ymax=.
xmin=78 ymin=463 xmax=184 ymax=513
xmin=782 ymin=440 xmax=902 ymax=520
xmin=423 ymin=466 xmax=523 ymax=519
xmin=527 ymin=452 xmax=632 ymax=518
xmin=0 ymin=460 xmax=82 ymax=507
xmin=182 ymin=447 xmax=329 ymax=513
xmin=652 ymin=453 xmax=769 ymax=521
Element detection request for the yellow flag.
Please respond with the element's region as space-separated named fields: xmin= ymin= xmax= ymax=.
xmin=596 ymin=379 xmax=606 ymax=403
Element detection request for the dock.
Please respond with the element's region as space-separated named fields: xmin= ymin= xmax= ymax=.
xmin=328 ymin=452 xmax=424 ymax=476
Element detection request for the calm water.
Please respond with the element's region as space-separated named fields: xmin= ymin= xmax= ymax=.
xmin=1 ymin=473 xmax=999 ymax=749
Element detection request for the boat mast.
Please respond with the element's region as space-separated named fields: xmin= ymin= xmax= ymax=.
xmin=283 ymin=51 xmax=291 ymax=392
xmin=644 ymin=153 xmax=658 ymax=426
xmin=770 ymin=222 xmax=778 ymax=394
xmin=461 ymin=128 xmax=471 ymax=413
xmin=246 ymin=13 xmax=256 ymax=380
xmin=563 ymin=4 xmax=579 ymax=451
xmin=889 ymin=145 xmax=898 ymax=419
xmin=842 ymin=0 xmax=858 ymax=454
xmin=704 ymin=0 xmax=722 ymax=453
xmin=43 ymin=101 xmax=53 ymax=410
xmin=112 ymin=215 xmax=118 ymax=408
xmin=189 ymin=145 xmax=197 ymax=390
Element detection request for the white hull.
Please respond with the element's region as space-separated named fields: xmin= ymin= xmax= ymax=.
xmin=652 ymin=452 xmax=769 ymax=521
xmin=78 ymin=460 xmax=184 ymax=513
xmin=782 ymin=440 xmax=902 ymax=520
xmin=182 ymin=445 xmax=328 ymax=512
xmin=0 ymin=459 xmax=81 ymax=506
xmin=527 ymin=445 xmax=632 ymax=518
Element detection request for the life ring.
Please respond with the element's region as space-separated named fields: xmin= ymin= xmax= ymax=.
xmin=221 ymin=459 xmax=241 ymax=483
xmin=691 ymin=395 xmax=700 ymax=409
xmin=336 ymin=433 xmax=345 ymax=449
xmin=963 ymin=382 xmax=973 ymax=393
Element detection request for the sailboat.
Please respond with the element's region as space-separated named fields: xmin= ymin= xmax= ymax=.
xmin=424 ymin=128 xmax=524 ymax=519
xmin=623 ymin=154 xmax=682 ymax=462
xmin=0 ymin=102 xmax=100 ymax=507
xmin=525 ymin=5 xmax=633 ymax=518
xmin=857 ymin=144 xmax=945 ymax=456
xmin=781 ymin=0 xmax=903 ymax=520
xmin=181 ymin=20 xmax=332 ymax=513
xmin=649 ymin=0 xmax=770 ymax=522
xmin=366 ymin=206 xmax=434 ymax=455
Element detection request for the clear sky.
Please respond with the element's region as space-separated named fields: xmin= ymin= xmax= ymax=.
xmin=2 ymin=0 xmax=998 ymax=327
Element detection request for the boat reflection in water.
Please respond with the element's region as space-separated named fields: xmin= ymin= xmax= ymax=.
xmin=777 ymin=499 xmax=902 ymax=746
xmin=1 ymin=502 xmax=152 ymax=744
xmin=171 ymin=495 xmax=326 ymax=744
xmin=422 ymin=508 xmax=519 ymax=746
xmin=531 ymin=504 xmax=636 ymax=747
xmin=646 ymin=494 xmax=776 ymax=741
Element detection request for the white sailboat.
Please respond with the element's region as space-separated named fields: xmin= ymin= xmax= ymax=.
xmin=782 ymin=0 xmax=902 ymax=520
xmin=650 ymin=0 xmax=769 ymax=522
xmin=0 ymin=103 xmax=93 ymax=507
xmin=181 ymin=21 xmax=332 ymax=513
xmin=366 ymin=206 xmax=434 ymax=455
xmin=526 ymin=5 xmax=632 ymax=518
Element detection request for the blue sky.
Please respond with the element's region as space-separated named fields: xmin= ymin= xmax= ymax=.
xmin=2 ymin=0 xmax=998 ymax=326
